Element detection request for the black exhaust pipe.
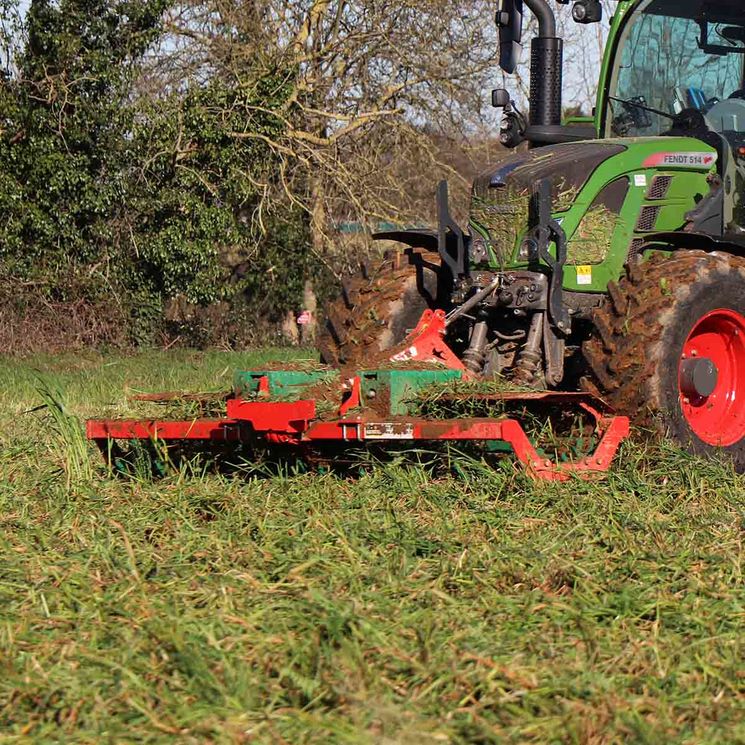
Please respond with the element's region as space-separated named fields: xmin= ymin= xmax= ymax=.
xmin=524 ymin=0 xmax=563 ymax=128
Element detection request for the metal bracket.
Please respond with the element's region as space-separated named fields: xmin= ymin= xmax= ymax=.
xmin=543 ymin=318 xmax=565 ymax=386
xmin=531 ymin=178 xmax=571 ymax=333
xmin=87 ymin=388 xmax=631 ymax=482
xmin=437 ymin=180 xmax=467 ymax=279
xmin=388 ymin=309 xmax=471 ymax=376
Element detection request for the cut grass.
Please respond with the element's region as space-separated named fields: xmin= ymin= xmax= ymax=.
xmin=0 ymin=349 xmax=743 ymax=743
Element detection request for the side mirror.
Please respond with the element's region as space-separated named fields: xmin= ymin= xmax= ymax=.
xmin=496 ymin=0 xmax=523 ymax=74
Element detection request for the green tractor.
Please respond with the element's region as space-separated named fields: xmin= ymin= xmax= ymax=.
xmin=318 ymin=0 xmax=745 ymax=468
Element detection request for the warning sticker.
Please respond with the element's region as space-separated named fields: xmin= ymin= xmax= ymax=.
xmin=390 ymin=346 xmax=418 ymax=363
xmin=576 ymin=265 xmax=593 ymax=285
xmin=642 ymin=151 xmax=717 ymax=169
xmin=364 ymin=423 xmax=415 ymax=440
xmin=634 ymin=174 xmax=648 ymax=187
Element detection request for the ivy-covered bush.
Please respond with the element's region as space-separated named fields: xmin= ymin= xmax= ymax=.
xmin=0 ymin=0 xmax=323 ymax=348
xmin=0 ymin=0 xmax=166 ymax=282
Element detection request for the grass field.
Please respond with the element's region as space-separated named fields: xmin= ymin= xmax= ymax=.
xmin=0 ymin=349 xmax=743 ymax=743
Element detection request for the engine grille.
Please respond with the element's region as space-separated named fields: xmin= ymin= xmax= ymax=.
xmin=627 ymin=238 xmax=646 ymax=261
xmin=470 ymin=142 xmax=627 ymax=267
xmin=636 ymin=205 xmax=660 ymax=233
xmin=471 ymin=188 xmax=531 ymax=266
xmin=647 ymin=175 xmax=673 ymax=201
xmin=567 ymin=178 xmax=628 ymax=265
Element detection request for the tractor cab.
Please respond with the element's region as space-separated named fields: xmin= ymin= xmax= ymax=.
xmin=495 ymin=0 xmax=745 ymax=147
xmin=604 ymin=0 xmax=745 ymax=229
xmin=609 ymin=23 xmax=745 ymax=138
xmin=478 ymin=0 xmax=745 ymax=280
xmin=605 ymin=1 xmax=745 ymax=143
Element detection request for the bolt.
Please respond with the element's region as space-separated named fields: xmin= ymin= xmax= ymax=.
xmin=596 ymin=458 xmax=603 ymax=466
xmin=691 ymin=349 xmax=698 ymax=357
xmin=544 ymin=459 xmax=552 ymax=468
xmin=683 ymin=397 xmax=690 ymax=404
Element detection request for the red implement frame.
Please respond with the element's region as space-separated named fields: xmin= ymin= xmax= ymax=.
xmin=387 ymin=309 xmax=471 ymax=375
xmin=87 ymin=391 xmax=629 ymax=481
xmin=86 ymin=311 xmax=630 ymax=481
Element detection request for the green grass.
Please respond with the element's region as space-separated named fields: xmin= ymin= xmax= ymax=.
xmin=0 ymin=349 xmax=743 ymax=743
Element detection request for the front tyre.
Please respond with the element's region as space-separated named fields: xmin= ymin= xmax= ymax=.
xmin=317 ymin=249 xmax=444 ymax=367
xmin=583 ymin=250 xmax=745 ymax=469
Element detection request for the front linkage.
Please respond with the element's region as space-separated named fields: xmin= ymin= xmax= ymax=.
xmin=375 ymin=176 xmax=572 ymax=387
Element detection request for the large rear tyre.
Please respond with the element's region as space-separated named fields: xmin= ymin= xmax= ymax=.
xmin=583 ymin=250 xmax=745 ymax=469
xmin=317 ymin=249 xmax=445 ymax=367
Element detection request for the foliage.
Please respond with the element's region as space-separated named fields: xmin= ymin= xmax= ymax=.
xmin=0 ymin=350 xmax=743 ymax=741
xmin=0 ymin=0 xmax=318 ymax=346
xmin=177 ymin=0 xmax=500 ymax=237
xmin=0 ymin=0 xmax=168 ymax=282
xmin=34 ymin=373 xmax=94 ymax=486
xmin=128 ymin=73 xmax=322 ymax=317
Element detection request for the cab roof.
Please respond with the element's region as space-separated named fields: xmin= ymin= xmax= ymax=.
xmin=644 ymin=0 xmax=744 ymax=23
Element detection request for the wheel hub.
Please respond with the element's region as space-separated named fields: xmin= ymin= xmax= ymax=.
xmin=679 ymin=357 xmax=718 ymax=398
xmin=678 ymin=309 xmax=745 ymax=447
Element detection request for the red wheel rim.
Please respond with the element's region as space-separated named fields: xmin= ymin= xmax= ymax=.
xmin=679 ymin=309 xmax=745 ymax=447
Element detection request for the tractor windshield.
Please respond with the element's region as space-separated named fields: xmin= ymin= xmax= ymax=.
xmin=608 ymin=0 xmax=745 ymax=137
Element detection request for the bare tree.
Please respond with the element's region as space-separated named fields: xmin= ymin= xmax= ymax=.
xmin=135 ymin=0 xmax=616 ymax=278
xmin=142 ymin=0 xmax=499 ymax=263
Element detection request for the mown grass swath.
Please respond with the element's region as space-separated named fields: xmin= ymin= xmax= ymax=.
xmin=0 ymin=350 xmax=742 ymax=742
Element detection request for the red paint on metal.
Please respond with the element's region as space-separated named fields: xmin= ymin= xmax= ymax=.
xmin=578 ymin=400 xmax=604 ymax=420
xmin=642 ymin=151 xmax=717 ymax=169
xmin=303 ymin=420 xmax=365 ymax=441
xmin=86 ymin=368 xmax=631 ymax=481
xmin=339 ymin=376 xmax=362 ymax=416
xmin=86 ymin=418 xmax=243 ymax=441
xmin=583 ymin=416 xmax=630 ymax=469
xmin=86 ymin=406 xmax=629 ymax=481
xmin=298 ymin=408 xmax=629 ymax=480
xmin=257 ymin=375 xmax=271 ymax=396
xmin=679 ymin=308 xmax=745 ymax=446
xmin=388 ymin=309 xmax=470 ymax=375
xmin=226 ymin=399 xmax=315 ymax=433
